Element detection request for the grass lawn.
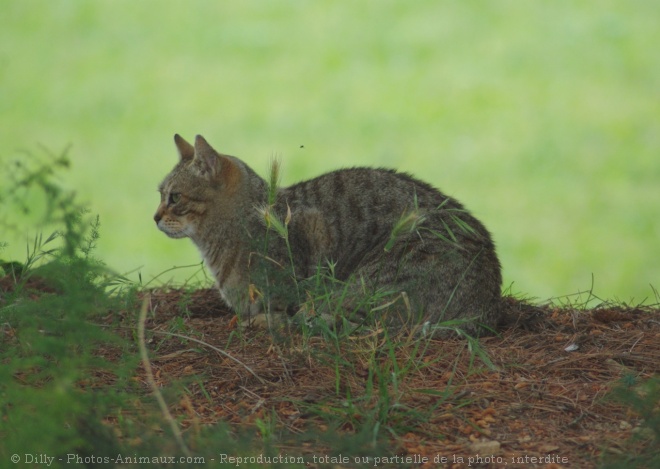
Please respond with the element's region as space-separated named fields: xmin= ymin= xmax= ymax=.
xmin=1 ymin=1 xmax=658 ymax=302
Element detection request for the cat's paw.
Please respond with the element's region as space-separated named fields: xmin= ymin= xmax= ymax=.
xmin=240 ymin=312 xmax=287 ymax=330
xmin=292 ymin=302 xmax=363 ymax=335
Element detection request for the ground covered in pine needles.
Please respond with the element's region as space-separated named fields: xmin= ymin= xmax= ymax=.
xmin=105 ymin=288 xmax=659 ymax=468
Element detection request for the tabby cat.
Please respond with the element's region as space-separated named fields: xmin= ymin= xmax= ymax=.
xmin=154 ymin=134 xmax=502 ymax=336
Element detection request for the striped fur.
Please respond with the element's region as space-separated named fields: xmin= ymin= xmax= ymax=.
xmin=155 ymin=134 xmax=502 ymax=336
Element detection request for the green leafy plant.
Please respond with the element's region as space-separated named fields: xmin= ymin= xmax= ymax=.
xmin=599 ymin=376 xmax=660 ymax=468
xmin=0 ymin=150 xmax=143 ymax=462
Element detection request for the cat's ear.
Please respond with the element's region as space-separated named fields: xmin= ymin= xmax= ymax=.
xmin=193 ymin=135 xmax=221 ymax=177
xmin=174 ymin=134 xmax=194 ymax=162
xmin=193 ymin=135 xmax=241 ymax=190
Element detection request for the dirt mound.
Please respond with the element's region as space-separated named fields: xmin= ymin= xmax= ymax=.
xmin=115 ymin=288 xmax=659 ymax=467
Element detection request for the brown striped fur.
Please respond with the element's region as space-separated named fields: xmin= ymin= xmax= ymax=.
xmin=155 ymin=134 xmax=502 ymax=336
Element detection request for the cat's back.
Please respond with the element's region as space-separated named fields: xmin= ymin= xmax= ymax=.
xmin=282 ymin=166 xmax=456 ymax=217
xmin=277 ymin=167 xmax=492 ymax=278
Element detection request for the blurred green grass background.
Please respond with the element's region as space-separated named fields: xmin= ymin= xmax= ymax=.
xmin=1 ymin=1 xmax=658 ymax=302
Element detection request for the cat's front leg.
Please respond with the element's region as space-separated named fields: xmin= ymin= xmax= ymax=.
xmin=238 ymin=288 xmax=293 ymax=331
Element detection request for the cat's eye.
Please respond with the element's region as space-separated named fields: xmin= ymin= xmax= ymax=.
xmin=168 ymin=193 xmax=182 ymax=205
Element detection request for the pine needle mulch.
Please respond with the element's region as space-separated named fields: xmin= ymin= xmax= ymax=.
xmin=119 ymin=289 xmax=659 ymax=468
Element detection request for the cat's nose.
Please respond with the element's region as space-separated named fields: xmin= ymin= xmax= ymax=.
xmin=154 ymin=212 xmax=162 ymax=224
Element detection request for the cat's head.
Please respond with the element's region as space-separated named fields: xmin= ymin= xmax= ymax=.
xmin=154 ymin=134 xmax=244 ymax=240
